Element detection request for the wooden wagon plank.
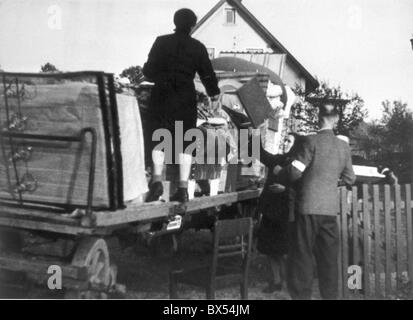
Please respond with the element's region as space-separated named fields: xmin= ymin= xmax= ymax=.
xmin=93 ymin=202 xmax=176 ymax=227
xmin=93 ymin=189 xmax=262 ymax=227
xmin=0 ymin=216 xmax=95 ymax=235
xmin=184 ymin=189 xmax=261 ymax=213
xmin=0 ymin=204 xmax=79 ymax=225
xmin=21 ymin=238 xmax=76 ymax=258
xmin=0 ymin=190 xmax=262 ymax=233
xmin=0 ymin=253 xmax=88 ymax=280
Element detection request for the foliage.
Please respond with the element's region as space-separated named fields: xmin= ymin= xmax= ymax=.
xmin=40 ymin=62 xmax=60 ymax=73
xmin=362 ymin=100 xmax=413 ymax=154
xmin=290 ymin=80 xmax=367 ymax=135
xmin=289 ymin=85 xmax=318 ymax=134
xmin=380 ymin=100 xmax=413 ymax=153
xmin=357 ymin=120 xmax=383 ymax=158
xmin=360 ymin=100 xmax=413 ymax=182
xmin=120 ymin=65 xmax=145 ymax=86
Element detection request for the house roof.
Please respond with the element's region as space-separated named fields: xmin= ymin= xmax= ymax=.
xmin=191 ymin=0 xmax=319 ymax=93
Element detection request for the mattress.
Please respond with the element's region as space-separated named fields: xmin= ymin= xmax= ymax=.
xmin=0 ymin=80 xmax=110 ymax=208
xmin=0 ymin=74 xmax=147 ymax=209
xmin=116 ymin=94 xmax=148 ymax=202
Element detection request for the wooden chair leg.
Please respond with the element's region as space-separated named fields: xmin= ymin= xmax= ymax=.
xmin=169 ymin=272 xmax=178 ymax=299
xmin=240 ymin=282 xmax=248 ymax=300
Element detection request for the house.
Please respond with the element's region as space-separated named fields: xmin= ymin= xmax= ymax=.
xmin=191 ymin=0 xmax=318 ymax=95
xmin=191 ymin=0 xmax=318 ymax=154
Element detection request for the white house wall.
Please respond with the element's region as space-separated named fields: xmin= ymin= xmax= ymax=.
xmin=192 ymin=2 xmax=306 ymax=91
xmin=193 ymin=4 xmax=271 ymax=55
xmin=283 ymin=62 xmax=306 ymax=91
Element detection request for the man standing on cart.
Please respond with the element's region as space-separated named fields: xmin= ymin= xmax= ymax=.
xmin=143 ymin=8 xmax=220 ymax=203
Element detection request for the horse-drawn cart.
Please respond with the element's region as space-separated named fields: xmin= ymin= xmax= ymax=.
xmin=0 ymin=187 xmax=260 ymax=298
xmin=0 ymin=71 xmax=261 ymax=298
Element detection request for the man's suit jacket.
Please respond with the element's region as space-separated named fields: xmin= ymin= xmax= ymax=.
xmin=280 ymin=129 xmax=356 ymax=216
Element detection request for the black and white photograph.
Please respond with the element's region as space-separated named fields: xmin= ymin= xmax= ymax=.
xmin=0 ymin=0 xmax=412 ymax=305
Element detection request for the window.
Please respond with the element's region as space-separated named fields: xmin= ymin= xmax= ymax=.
xmin=225 ymin=8 xmax=236 ymax=24
xmin=207 ymin=48 xmax=215 ymax=60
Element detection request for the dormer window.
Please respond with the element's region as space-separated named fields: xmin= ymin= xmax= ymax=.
xmin=225 ymin=8 xmax=236 ymax=24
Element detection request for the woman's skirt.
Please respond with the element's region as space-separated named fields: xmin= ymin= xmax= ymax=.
xmin=257 ymin=214 xmax=289 ymax=257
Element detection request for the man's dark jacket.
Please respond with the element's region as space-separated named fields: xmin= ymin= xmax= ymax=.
xmin=143 ymin=32 xmax=220 ymax=124
xmin=280 ymin=129 xmax=356 ymax=216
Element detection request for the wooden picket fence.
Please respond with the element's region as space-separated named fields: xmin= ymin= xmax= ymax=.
xmin=337 ymin=184 xmax=413 ymax=299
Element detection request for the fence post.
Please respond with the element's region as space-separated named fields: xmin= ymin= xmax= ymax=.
xmin=337 ymin=202 xmax=342 ymax=299
xmin=341 ymin=187 xmax=349 ymax=299
xmin=384 ymin=185 xmax=392 ymax=298
xmin=394 ymin=184 xmax=403 ymax=295
xmin=405 ymin=184 xmax=412 ymax=298
xmin=373 ymin=184 xmax=381 ymax=298
xmin=352 ymin=186 xmax=360 ymax=268
xmin=362 ymin=184 xmax=370 ymax=297
xmin=351 ymin=185 xmax=360 ymax=301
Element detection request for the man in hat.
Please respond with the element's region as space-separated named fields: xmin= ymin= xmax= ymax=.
xmin=143 ymin=8 xmax=220 ymax=202
xmin=277 ymin=103 xmax=356 ymax=299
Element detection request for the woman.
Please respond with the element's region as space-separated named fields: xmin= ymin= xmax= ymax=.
xmin=257 ymin=132 xmax=300 ymax=293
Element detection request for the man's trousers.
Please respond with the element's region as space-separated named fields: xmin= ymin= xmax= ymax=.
xmin=287 ymin=214 xmax=339 ymax=300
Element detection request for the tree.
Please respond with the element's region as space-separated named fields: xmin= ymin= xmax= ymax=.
xmin=40 ymin=62 xmax=60 ymax=73
xmin=361 ymin=100 xmax=413 ymax=182
xmin=120 ymin=65 xmax=144 ymax=86
xmin=290 ymin=80 xmax=367 ymax=136
xmin=358 ymin=120 xmax=385 ymax=159
xmin=379 ymin=100 xmax=413 ymax=154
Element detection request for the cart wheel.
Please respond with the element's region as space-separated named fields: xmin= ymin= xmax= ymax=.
xmin=65 ymin=237 xmax=110 ymax=299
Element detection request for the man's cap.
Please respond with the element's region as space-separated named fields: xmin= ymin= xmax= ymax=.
xmin=306 ymin=96 xmax=349 ymax=117
xmin=306 ymin=96 xmax=350 ymax=106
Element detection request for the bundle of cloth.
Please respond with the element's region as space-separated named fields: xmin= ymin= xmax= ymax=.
xmin=266 ymin=81 xmax=296 ymax=119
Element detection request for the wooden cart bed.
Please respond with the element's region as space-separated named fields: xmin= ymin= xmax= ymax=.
xmin=0 ymin=189 xmax=262 ymax=236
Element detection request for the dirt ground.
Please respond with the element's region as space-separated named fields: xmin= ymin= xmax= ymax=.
xmin=110 ymin=229 xmax=323 ymax=300
xmin=0 ymin=229 xmax=324 ymax=300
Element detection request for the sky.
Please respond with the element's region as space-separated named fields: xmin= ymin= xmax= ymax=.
xmin=0 ymin=0 xmax=412 ymax=119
